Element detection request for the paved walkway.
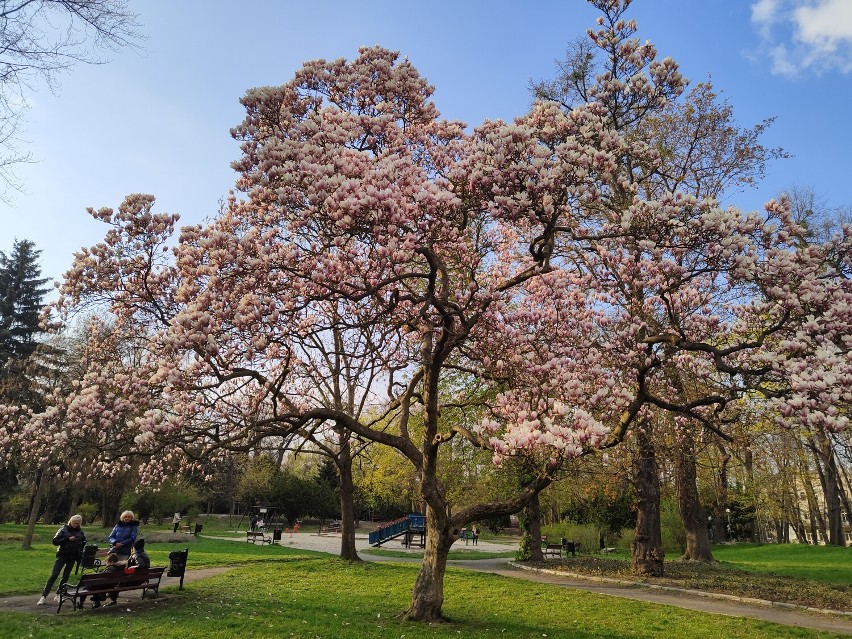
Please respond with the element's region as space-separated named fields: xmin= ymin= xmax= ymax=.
xmin=0 ymin=567 xmax=232 ymax=615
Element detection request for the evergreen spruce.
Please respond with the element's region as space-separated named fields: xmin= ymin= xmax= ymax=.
xmin=0 ymin=239 xmax=51 ymax=406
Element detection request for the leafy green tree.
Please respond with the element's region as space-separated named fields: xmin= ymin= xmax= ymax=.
xmin=236 ymin=455 xmax=278 ymax=508
xmin=122 ymin=481 xmax=202 ymax=524
xmin=562 ymin=486 xmax=636 ymax=544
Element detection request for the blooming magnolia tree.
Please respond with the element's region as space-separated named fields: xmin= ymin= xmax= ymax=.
xmin=0 ymin=316 xmax=157 ymax=546
xmin=49 ymin=0 xmax=852 ymax=622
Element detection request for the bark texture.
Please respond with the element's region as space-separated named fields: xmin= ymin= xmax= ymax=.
xmin=524 ymin=493 xmax=544 ymax=562
xmin=337 ymin=437 xmax=361 ymax=561
xmin=675 ymin=427 xmax=713 ymax=561
xmin=404 ymin=504 xmax=452 ymax=622
xmin=631 ymin=422 xmax=664 ymax=576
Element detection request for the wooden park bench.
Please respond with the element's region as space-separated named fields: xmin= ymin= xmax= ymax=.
xmin=246 ymin=530 xmax=272 ymax=544
xmin=320 ymin=521 xmax=341 ymax=534
xmin=543 ymin=544 xmax=563 ymax=559
xmin=179 ymin=523 xmax=203 ymax=536
xmin=56 ymin=567 xmax=165 ymax=613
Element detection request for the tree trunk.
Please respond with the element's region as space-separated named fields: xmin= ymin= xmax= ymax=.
xmin=101 ymin=493 xmax=121 ymax=529
xmin=794 ymin=516 xmax=809 ymax=544
xmin=404 ymin=503 xmax=453 ymax=622
xmin=42 ymin=501 xmax=54 ymax=526
xmin=835 ymin=439 xmax=852 ymax=525
xmin=811 ymin=430 xmax=845 ymax=546
xmin=337 ymin=436 xmax=360 ymax=561
xmin=67 ymin=489 xmax=80 ymax=520
xmin=712 ymin=443 xmax=731 ymax=543
xmin=798 ymin=451 xmax=826 ymax=543
xmin=743 ymin=448 xmax=759 ymax=542
xmin=631 ymin=421 xmax=664 ymax=576
xmin=22 ymin=470 xmax=47 ymax=550
xmin=523 ymin=493 xmax=544 ymax=562
xmin=675 ymin=427 xmax=713 ymax=561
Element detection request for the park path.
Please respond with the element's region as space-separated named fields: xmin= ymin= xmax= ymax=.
xmin=0 ymin=567 xmax=232 ymax=615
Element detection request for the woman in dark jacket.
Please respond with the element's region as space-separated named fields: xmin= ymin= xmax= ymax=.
xmin=108 ymin=510 xmax=139 ymax=558
xmin=37 ymin=514 xmax=86 ymax=605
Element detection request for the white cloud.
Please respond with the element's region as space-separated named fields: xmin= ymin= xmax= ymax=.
xmin=750 ymin=0 xmax=852 ymax=76
xmin=752 ymin=0 xmax=781 ymax=25
xmin=793 ymin=0 xmax=852 ymax=48
xmin=769 ymin=44 xmax=799 ymax=75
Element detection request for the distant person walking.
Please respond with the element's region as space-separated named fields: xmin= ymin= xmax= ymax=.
xmin=37 ymin=514 xmax=86 ymax=605
xmin=108 ymin=510 xmax=139 ymax=559
xmin=172 ymin=512 xmax=181 ymax=533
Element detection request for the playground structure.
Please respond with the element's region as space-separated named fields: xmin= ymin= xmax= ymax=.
xmin=236 ymin=505 xmax=282 ymax=531
xmin=368 ymin=514 xmax=426 ymax=548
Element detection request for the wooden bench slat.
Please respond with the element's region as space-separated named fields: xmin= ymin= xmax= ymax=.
xmin=57 ymin=567 xmax=165 ymax=613
xmin=543 ymin=544 xmax=563 ymax=558
xmin=246 ymin=531 xmax=272 ymax=544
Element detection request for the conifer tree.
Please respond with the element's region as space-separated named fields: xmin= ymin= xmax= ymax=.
xmin=0 ymin=238 xmax=51 ymax=406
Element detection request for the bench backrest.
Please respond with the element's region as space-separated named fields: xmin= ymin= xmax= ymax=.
xmin=78 ymin=567 xmax=165 ymax=588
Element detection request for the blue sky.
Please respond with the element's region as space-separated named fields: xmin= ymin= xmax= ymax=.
xmin=2 ymin=0 xmax=852 ymax=285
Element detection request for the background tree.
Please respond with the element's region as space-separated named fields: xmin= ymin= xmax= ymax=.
xmin=0 ymin=238 xmax=51 ymax=407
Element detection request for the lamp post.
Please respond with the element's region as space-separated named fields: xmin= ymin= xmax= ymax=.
xmin=725 ymin=508 xmax=732 ymax=541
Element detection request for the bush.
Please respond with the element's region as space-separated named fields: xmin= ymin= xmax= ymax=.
xmin=515 ymin=532 xmax=532 ymax=561
xmin=660 ymin=499 xmax=686 ymax=555
xmin=542 ymin=523 xmax=601 ymax=553
xmin=77 ymin=502 xmax=98 ymax=524
xmin=1 ymin=491 xmax=30 ymax=523
xmin=122 ymin=481 xmax=203 ymax=524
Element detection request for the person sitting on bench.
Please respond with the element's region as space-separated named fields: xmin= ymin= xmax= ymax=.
xmin=104 ymin=539 xmax=151 ymax=606
xmin=85 ymin=553 xmax=123 ymax=608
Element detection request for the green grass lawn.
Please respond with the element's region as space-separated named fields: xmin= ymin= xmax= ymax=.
xmin=3 ymin=524 xmax=849 ymax=638
xmin=0 ymin=524 xmax=324 ymax=597
xmin=543 ymin=542 xmax=851 ymax=611
xmin=1 ymin=554 xmax=842 ymax=639
xmin=712 ymin=543 xmax=852 ymax=584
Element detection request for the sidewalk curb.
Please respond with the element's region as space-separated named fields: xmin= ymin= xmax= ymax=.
xmin=508 ymin=562 xmax=852 ymax=618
